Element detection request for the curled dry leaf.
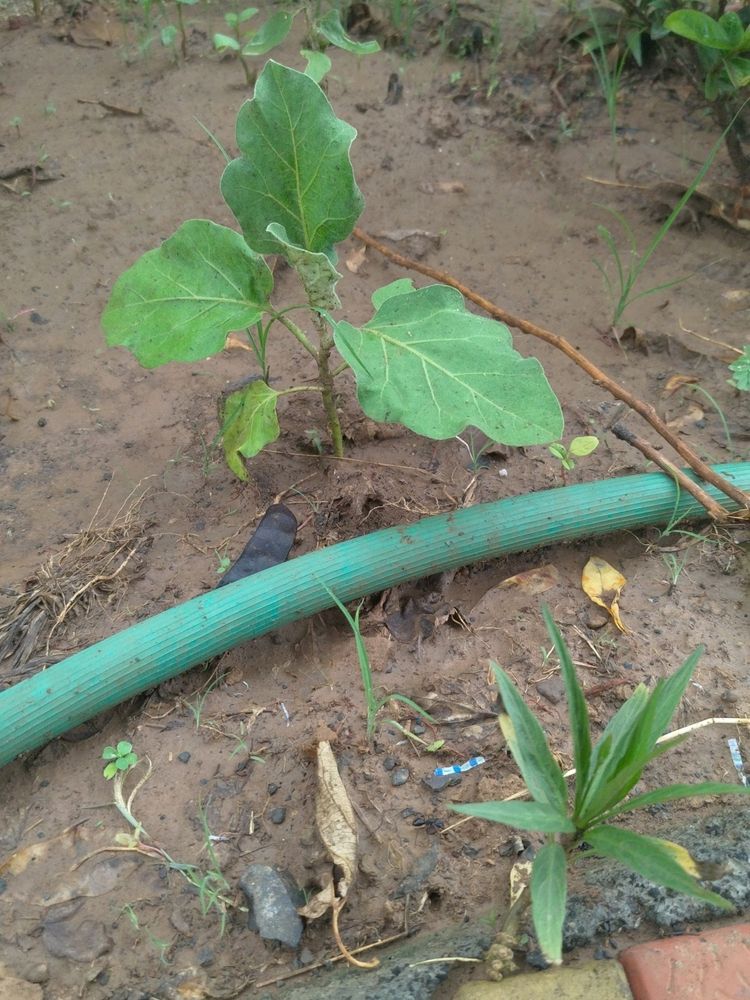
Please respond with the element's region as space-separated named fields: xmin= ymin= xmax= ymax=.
xmin=224 ymin=331 xmax=254 ymax=352
xmin=663 ymin=373 xmax=700 ymax=397
xmin=496 ymin=564 xmax=561 ymax=596
xmin=581 ymin=556 xmax=629 ymax=633
xmin=666 ymin=404 xmax=704 ymax=430
xmin=345 ymin=245 xmax=367 ymax=274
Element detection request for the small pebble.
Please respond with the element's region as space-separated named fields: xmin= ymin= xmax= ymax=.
xmin=267 ymin=782 xmax=280 ymax=795
xmin=197 ymin=945 xmax=214 ymax=967
xmin=299 ymin=948 xmax=315 ymax=965
xmin=37 ymin=417 xmax=47 ymax=427
xmin=391 ymin=766 xmax=410 ymax=787
xmin=177 ymin=751 xmax=191 ymax=764
xmin=412 ymin=721 xmax=426 ymax=736
xmin=594 ymin=946 xmax=613 ymax=960
xmin=269 ymin=807 xmax=286 ymax=825
xmin=423 ymin=773 xmax=462 ymax=792
xmin=382 ymin=756 xmax=397 ymax=772
xmin=401 ymin=807 xmax=417 ymax=818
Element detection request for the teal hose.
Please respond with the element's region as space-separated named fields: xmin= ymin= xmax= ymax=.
xmin=1 ymin=464 xmax=748 ymax=769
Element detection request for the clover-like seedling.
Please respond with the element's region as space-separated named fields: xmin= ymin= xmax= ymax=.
xmin=548 ymin=435 xmax=599 ymax=472
xmin=102 ymin=740 xmax=138 ymax=780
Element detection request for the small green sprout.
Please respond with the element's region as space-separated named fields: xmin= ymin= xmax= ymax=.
xmin=102 ymin=740 xmax=138 ymax=779
xmin=548 ymin=435 xmax=599 ymax=471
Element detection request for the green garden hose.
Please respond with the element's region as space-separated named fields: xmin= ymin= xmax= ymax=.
xmin=1 ymin=463 xmax=748 ymax=769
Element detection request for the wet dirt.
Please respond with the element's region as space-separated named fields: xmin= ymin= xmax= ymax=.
xmin=1 ymin=4 xmax=749 ymax=997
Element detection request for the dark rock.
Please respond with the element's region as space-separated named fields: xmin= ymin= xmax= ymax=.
xmin=267 ymin=782 xmax=280 ymax=795
xmin=177 ymin=751 xmax=190 ymax=764
xmin=382 ymin=756 xmax=397 ymax=772
xmin=0 ymin=877 xmax=6 ymax=895
xmin=411 ymin=721 xmax=426 ymax=736
xmin=536 ymin=676 xmax=565 ymax=704
xmin=239 ymin=864 xmax=304 ymax=948
xmin=423 ymin=773 xmax=462 ymax=792
xmin=299 ymin=947 xmax=315 ymax=965
xmin=392 ymin=844 xmax=440 ymax=899
xmin=42 ymin=918 xmax=112 ymax=962
xmin=391 ymin=767 xmax=410 ymax=787
xmin=269 ymin=807 xmax=286 ymax=825
xmin=197 ymin=945 xmax=214 ymax=967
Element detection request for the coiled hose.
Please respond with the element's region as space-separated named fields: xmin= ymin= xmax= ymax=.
xmin=1 ymin=463 xmax=747 ymax=769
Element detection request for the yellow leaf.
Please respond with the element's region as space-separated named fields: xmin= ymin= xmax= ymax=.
xmin=581 ymin=556 xmax=629 ymax=633
xmin=496 ymin=564 xmax=561 ymax=595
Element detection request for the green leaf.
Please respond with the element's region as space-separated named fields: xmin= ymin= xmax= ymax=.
xmin=103 ymin=762 xmax=118 ymax=780
xmin=265 ymin=222 xmax=342 ymax=309
xmin=493 ymin=663 xmax=569 ymax=811
xmin=301 ymin=48 xmax=332 ymax=84
xmin=333 ymin=284 xmax=563 ymax=445
xmin=371 ymin=278 xmax=415 ymax=310
xmin=116 ymin=741 xmax=133 ymax=755
xmin=221 ymin=61 xmax=364 ymax=256
xmin=568 ymin=435 xmax=599 ymax=457
xmin=531 ymin=842 xmax=567 ymax=965
xmin=160 ymin=24 xmax=178 ymax=46
xmin=718 ymin=11 xmax=745 ymax=48
xmin=315 ymin=9 xmax=380 ymax=54
xmin=103 ymin=220 xmax=273 ymax=368
xmin=214 ymin=32 xmax=241 ymax=51
xmin=240 ymin=10 xmax=295 ymax=56
xmin=451 ymin=800 xmax=575 ymax=833
xmin=637 ymin=647 xmax=701 ymax=752
xmin=728 ymin=346 xmax=750 ymax=391
xmin=723 ymin=54 xmax=750 ymax=87
xmin=221 ymin=381 xmax=280 ymax=479
xmin=542 ymin=609 xmax=591 ymax=813
xmin=102 ymin=746 xmax=118 ymax=760
xmin=599 ymin=781 xmax=750 ymax=822
xmin=238 ymin=7 xmax=257 ymax=22
xmin=664 ymin=10 xmax=737 ymax=51
xmin=585 ymin=826 xmax=733 ymax=909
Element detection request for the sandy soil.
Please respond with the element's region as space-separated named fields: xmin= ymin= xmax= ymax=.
xmin=1 ymin=3 xmax=749 ymax=997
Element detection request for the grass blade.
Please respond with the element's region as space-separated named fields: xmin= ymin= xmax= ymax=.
xmin=542 ymin=608 xmax=591 ymax=812
xmin=585 ymin=825 xmax=733 ymax=909
xmin=531 ymin=841 xmax=568 ymax=965
xmin=493 ymin=663 xmax=568 ymax=811
xmin=451 ymin=800 xmax=575 ymax=834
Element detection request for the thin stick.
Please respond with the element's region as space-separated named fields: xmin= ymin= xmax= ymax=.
xmin=353 ymin=227 xmax=750 ymax=516
xmin=611 ymin=423 xmax=728 ymax=521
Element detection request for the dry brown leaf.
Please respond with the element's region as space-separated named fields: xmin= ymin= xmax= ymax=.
xmin=666 ymin=404 xmax=704 ymax=430
xmin=345 ymin=245 xmax=367 ymax=274
xmin=496 ymin=564 xmax=561 ymax=595
xmin=224 ymin=331 xmax=253 ymax=352
xmin=581 ymin=556 xmax=629 ymax=633
xmin=663 ymin=374 xmax=700 ymax=397
xmin=69 ymin=9 xmax=128 ymax=47
xmin=0 ymin=822 xmax=89 ymax=876
xmin=435 ymin=180 xmax=466 ymax=193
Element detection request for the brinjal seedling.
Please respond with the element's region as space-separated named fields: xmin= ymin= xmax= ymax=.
xmin=548 ymin=435 xmax=599 ymax=472
xmin=103 ymin=61 xmax=563 ymax=480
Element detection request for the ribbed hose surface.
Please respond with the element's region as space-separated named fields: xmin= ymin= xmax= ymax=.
xmin=1 ymin=463 xmax=747 ymax=768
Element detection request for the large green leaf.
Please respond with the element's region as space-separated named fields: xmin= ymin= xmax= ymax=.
xmin=333 ymin=284 xmax=563 ymax=445
xmin=585 ymin=826 xmax=733 ymax=909
xmin=598 ymin=781 xmax=750 ymax=822
xmin=103 ymin=220 xmax=273 ymax=368
xmin=543 ymin=608 xmax=591 ymax=813
xmin=221 ymin=380 xmax=280 ymax=480
xmin=665 ymin=10 xmax=738 ymax=51
xmin=266 ymin=222 xmax=342 ymax=310
xmin=493 ymin=663 xmax=569 ymax=811
xmin=314 ymin=9 xmax=380 ymax=54
xmin=450 ymin=800 xmax=575 ymax=834
xmin=221 ymin=61 xmax=364 ymax=257
xmin=531 ymin=842 xmax=567 ymax=965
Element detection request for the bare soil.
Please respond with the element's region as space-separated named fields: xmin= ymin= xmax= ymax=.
xmin=1 ymin=4 xmax=749 ymax=998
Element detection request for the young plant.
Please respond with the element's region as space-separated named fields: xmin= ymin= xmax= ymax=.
xmin=665 ymin=8 xmax=750 ymax=182
xmin=548 ymin=434 xmax=599 ymax=472
xmin=102 ymin=62 xmax=563 ymax=480
xmin=213 ymin=9 xmax=298 ymax=87
xmin=452 ymin=607 xmax=748 ymax=965
xmin=102 ymin=739 xmax=139 ymax=779
xmin=585 ymin=7 xmax=629 ymax=163
xmin=729 ymin=345 xmax=750 ymax=392
xmin=324 ymin=584 xmax=435 ymax=741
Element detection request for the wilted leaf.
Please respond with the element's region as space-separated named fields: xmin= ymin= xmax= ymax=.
xmin=221 ymin=381 xmax=280 ymax=479
xmin=298 ymin=741 xmax=357 ymax=919
xmin=496 ymin=564 xmax=561 ymax=595
xmin=266 ymin=222 xmax=342 ymax=310
xmin=314 ymin=9 xmax=380 ymax=53
xmin=667 ymin=404 xmax=704 ymax=430
xmin=581 ymin=556 xmax=629 ymax=633
xmin=0 ymin=822 xmax=89 ymax=876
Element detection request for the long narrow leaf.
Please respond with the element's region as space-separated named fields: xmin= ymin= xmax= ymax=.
xmin=642 ymin=647 xmax=702 ymax=749
xmin=493 ymin=663 xmax=568 ymax=811
xmin=531 ymin=842 xmax=568 ymax=965
xmin=542 ymin=608 xmax=591 ymax=811
xmin=598 ymin=781 xmax=750 ymax=822
xmin=586 ymin=826 xmax=732 ymax=909
xmin=451 ymin=800 xmax=575 ymax=834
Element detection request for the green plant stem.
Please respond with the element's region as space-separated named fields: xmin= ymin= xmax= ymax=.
xmin=273 ymin=313 xmax=318 ymax=358
xmin=311 ymin=311 xmax=344 ymax=459
xmin=176 ymin=1 xmax=188 ymax=58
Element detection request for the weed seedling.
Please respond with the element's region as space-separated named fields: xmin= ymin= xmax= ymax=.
xmin=9 ymin=116 xmax=22 ymax=138
xmin=103 ymin=61 xmax=563 ymax=480
xmin=660 ymin=550 xmax=688 ymax=595
xmin=324 ymin=584 xmax=435 ymax=741
xmin=585 ymin=7 xmax=628 ymax=165
xmin=452 ymin=608 xmax=749 ymax=965
xmin=548 ymin=434 xmax=599 ymax=473
xmin=102 ymin=740 xmax=138 ymax=779
xmin=729 ymin=347 xmax=750 ymax=392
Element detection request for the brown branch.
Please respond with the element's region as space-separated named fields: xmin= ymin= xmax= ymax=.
xmin=611 ymin=424 xmax=727 ymax=521
xmin=353 ymin=227 xmax=750 ymax=518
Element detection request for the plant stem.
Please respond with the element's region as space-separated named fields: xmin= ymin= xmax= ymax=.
xmin=272 ymin=313 xmax=318 ymax=359
xmin=312 ymin=311 xmax=344 ymax=459
xmin=176 ymin=1 xmax=187 ymax=58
